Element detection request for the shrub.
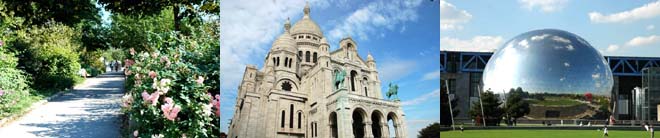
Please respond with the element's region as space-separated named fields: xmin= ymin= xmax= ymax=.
xmin=81 ymin=50 xmax=106 ymax=77
xmin=0 ymin=38 xmax=33 ymax=118
xmin=12 ymin=23 xmax=83 ymax=90
xmin=122 ymin=25 xmax=219 ymax=137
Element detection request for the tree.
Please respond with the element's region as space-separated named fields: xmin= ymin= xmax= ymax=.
xmin=98 ymin=0 xmax=219 ymax=32
xmin=3 ymin=0 xmax=100 ymax=27
xmin=417 ymin=122 xmax=440 ymax=138
xmin=504 ymin=87 xmax=530 ymax=126
xmin=469 ymin=90 xmax=503 ymax=126
xmin=440 ymin=85 xmax=459 ymax=127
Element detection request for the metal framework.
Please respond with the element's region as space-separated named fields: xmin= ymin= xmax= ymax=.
xmin=440 ymin=51 xmax=660 ymax=76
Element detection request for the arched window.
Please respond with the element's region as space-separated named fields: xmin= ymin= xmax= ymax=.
xmin=311 ymin=122 xmax=314 ymax=137
xmin=284 ymin=57 xmax=288 ymax=67
xmin=281 ymin=110 xmax=285 ymax=128
xmin=364 ymin=77 xmax=368 ymax=97
xmin=276 ymin=57 xmax=280 ymax=66
xmin=298 ymin=112 xmax=302 ymax=129
xmin=272 ymin=58 xmax=276 ymax=66
xmin=289 ymin=58 xmax=293 ymax=68
xmin=314 ymin=122 xmax=318 ymax=137
xmin=299 ymin=51 xmax=302 ymax=57
xmin=306 ymin=51 xmax=311 ymax=62
xmin=350 ymin=70 xmax=357 ymax=91
xmin=290 ymin=104 xmax=294 ymax=128
xmin=313 ymin=52 xmax=317 ymax=63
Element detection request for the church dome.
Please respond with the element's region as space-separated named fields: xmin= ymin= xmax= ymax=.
xmin=290 ymin=3 xmax=323 ymax=37
xmin=272 ymin=31 xmax=295 ymax=51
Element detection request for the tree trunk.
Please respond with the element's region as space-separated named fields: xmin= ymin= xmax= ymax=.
xmin=173 ymin=4 xmax=181 ymax=32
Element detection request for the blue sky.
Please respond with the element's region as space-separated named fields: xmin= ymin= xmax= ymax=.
xmin=441 ymin=0 xmax=660 ymax=57
xmin=220 ymin=0 xmax=440 ymax=136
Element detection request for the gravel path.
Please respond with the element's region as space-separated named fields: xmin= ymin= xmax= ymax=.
xmin=0 ymin=72 xmax=125 ymax=138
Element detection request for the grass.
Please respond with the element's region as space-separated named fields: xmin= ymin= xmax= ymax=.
xmin=442 ymin=130 xmax=652 ymax=138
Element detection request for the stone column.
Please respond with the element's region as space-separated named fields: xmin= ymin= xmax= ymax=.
xmin=380 ymin=120 xmax=388 ymax=138
xmin=364 ymin=121 xmax=373 ymax=138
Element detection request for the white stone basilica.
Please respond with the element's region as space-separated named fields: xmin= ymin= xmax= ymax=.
xmin=228 ymin=3 xmax=407 ymax=138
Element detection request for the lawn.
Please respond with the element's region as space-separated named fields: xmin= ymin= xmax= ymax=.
xmin=528 ymin=97 xmax=583 ymax=106
xmin=442 ymin=130 xmax=651 ymax=138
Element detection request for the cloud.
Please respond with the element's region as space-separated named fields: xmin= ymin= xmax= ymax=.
xmin=401 ymin=89 xmax=441 ymax=106
xmin=421 ymin=70 xmax=440 ymax=81
xmin=648 ymin=25 xmax=656 ymax=30
xmin=606 ymin=44 xmax=620 ymax=52
xmin=378 ymin=58 xmax=417 ymax=83
xmin=518 ymin=0 xmax=568 ymax=13
xmin=440 ymin=0 xmax=472 ymax=30
xmin=589 ymin=1 xmax=660 ymax=23
xmin=440 ymin=36 xmax=504 ymax=52
xmin=626 ymin=35 xmax=660 ymax=46
xmin=328 ymin=0 xmax=423 ymax=42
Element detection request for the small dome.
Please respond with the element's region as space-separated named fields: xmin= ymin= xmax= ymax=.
xmin=367 ymin=53 xmax=374 ymax=61
xmin=320 ymin=37 xmax=328 ymax=45
xmin=272 ymin=31 xmax=295 ymax=51
xmin=290 ymin=3 xmax=323 ymax=37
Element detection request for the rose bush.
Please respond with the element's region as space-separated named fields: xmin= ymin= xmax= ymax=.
xmin=122 ymin=25 xmax=219 ymax=137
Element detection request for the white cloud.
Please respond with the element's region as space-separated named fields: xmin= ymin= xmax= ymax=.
xmin=378 ymin=58 xmax=417 ymax=83
xmin=589 ymin=1 xmax=660 ymax=23
xmin=329 ymin=0 xmax=423 ymax=41
xmin=440 ymin=36 xmax=504 ymax=52
xmin=440 ymin=0 xmax=472 ymax=30
xmin=564 ymin=62 xmax=570 ymax=67
xmin=606 ymin=44 xmax=620 ymax=52
xmin=518 ymin=0 xmax=568 ymax=13
xmin=626 ymin=35 xmax=660 ymax=46
xmin=421 ymin=70 xmax=440 ymax=81
xmin=648 ymin=25 xmax=656 ymax=30
xmin=401 ymin=89 xmax=441 ymax=106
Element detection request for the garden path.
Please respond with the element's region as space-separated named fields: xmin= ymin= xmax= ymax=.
xmin=0 ymin=72 xmax=125 ymax=138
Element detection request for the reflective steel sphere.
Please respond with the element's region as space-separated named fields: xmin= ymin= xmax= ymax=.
xmin=482 ymin=29 xmax=613 ymax=119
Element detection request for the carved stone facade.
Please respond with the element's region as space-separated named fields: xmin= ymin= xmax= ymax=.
xmin=228 ymin=3 xmax=407 ymax=138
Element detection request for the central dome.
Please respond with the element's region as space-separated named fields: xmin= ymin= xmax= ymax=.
xmin=290 ymin=3 xmax=323 ymax=37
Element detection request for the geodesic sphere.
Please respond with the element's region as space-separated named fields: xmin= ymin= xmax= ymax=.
xmin=481 ymin=29 xmax=614 ymax=119
xmin=482 ymin=29 xmax=613 ymax=96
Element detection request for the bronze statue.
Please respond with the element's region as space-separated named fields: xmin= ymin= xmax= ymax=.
xmin=334 ymin=69 xmax=346 ymax=90
xmin=386 ymin=82 xmax=399 ymax=101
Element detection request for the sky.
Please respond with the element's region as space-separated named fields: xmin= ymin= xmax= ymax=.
xmin=441 ymin=0 xmax=660 ymax=57
xmin=220 ymin=0 xmax=440 ymax=136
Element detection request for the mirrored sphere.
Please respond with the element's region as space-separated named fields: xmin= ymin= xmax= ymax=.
xmin=482 ymin=29 xmax=613 ymax=119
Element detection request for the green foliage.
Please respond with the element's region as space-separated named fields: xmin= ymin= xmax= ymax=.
xmin=122 ymin=24 xmax=219 ymax=137
xmin=2 ymin=0 xmax=100 ymax=27
xmin=81 ymin=50 xmax=106 ymax=77
xmin=0 ymin=35 xmax=33 ymax=118
xmin=417 ymin=122 xmax=440 ymax=138
xmin=468 ymin=90 xmax=503 ymax=126
xmin=98 ymin=0 xmax=219 ymax=31
xmin=109 ymin=9 xmax=175 ymax=52
xmin=505 ymin=87 xmax=530 ymax=119
xmin=12 ymin=23 xmax=83 ymax=90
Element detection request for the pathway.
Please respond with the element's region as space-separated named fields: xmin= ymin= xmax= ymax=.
xmin=0 ymin=72 xmax=125 ymax=138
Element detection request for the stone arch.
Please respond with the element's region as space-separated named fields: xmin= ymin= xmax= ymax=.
xmin=297 ymin=110 xmax=304 ymax=129
xmin=281 ymin=110 xmax=286 ymax=128
xmin=284 ymin=57 xmax=289 ymax=67
xmin=387 ymin=112 xmax=402 ymax=138
xmin=371 ymin=110 xmax=385 ymax=138
xmin=352 ymin=108 xmax=368 ymax=138
xmin=289 ymin=58 xmax=293 ymax=68
xmin=329 ymin=112 xmax=338 ymax=138
xmin=277 ymin=57 xmax=280 ymax=66
xmin=289 ymin=104 xmax=294 ymax=128
xmin=350 ymin=70 xmax=358 ymax=91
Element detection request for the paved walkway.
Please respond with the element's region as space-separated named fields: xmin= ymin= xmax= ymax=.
xmin=0 ymin=72 xmax=125 ymax=138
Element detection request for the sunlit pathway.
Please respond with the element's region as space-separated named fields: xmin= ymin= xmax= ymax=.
xmin=0 ymin=72 xmax=125 ymax=138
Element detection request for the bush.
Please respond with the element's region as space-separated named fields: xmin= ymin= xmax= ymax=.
xmin=0 ymin=39 xmax=33 ymax=118
xmin=122 ymin=25 xmax=219 ymax=137
xmin=81 ymin=50 xmax=106 ymax=77
xmin=12 ymin=23 xmax=83 ymax=90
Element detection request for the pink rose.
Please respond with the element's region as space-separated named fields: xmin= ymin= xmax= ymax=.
xmin=141 ymin=90 xmax=159 ymax=106
xmin=161 ymin=97 xmax=181 ymax=121
xmin=0 ymin=89 xmax=4 ymax=96
xmin=124 ymin=59 xmax=135 ymax=67
xmin=124 ymin=70 xmax=132 ymax=76
xmin=211 ymin=94 xmax=221 ymax=117
xmin=196 ymin=76 xmax=204 ymax=84
xmin=148 ymin=71 xmax=157 ymax=79
xmin=133 ymin=130 xmax=138 ymax=137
